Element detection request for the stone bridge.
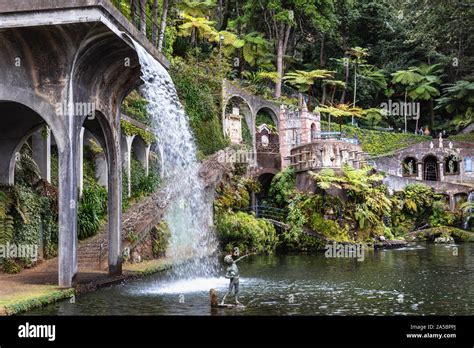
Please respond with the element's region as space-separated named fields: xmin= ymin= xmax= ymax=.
xmin=0 ymin=0 xmax=168 ymax=287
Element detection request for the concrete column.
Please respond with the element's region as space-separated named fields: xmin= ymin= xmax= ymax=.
xmin=58 ymin=144 xmax=78 ymax=287
xmin=78 ymin=127 xmax=84 ymax=196
xmin=95 ymin=152 xmax=108 ymax=187
xmin=144 ymin=145 xmax=151 ymax=176
xmin=121 ymin=134 xmax=135 ymax=197
xmin=438 ymin=162 xmax=444 ymax=181
xmin=31 ymin=128 xmax=51 ymax=182
xmin=107 ymin=143 xmax=122 ymax=276
xmin=133 ymin=137 xmax=150 ymax=176
xmin=417 ymin=162 xmax=423 ymax=180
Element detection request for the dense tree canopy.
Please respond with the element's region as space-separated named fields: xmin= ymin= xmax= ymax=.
xmin=114 ymin=0 xmax=473 ymax=134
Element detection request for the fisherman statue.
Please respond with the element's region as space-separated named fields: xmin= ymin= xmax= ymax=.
xmin=220 ymin=248 xmax=253 ymax=306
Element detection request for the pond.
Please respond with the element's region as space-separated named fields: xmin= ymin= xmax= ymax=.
xmin=27 ymin=243 xmax=474 ymax=315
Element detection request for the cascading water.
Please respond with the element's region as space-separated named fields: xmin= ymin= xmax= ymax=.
xmin=463 ymin=192 xmax=474 ymax=230
xmin=131 ymin=40 xmax=219 ymax=279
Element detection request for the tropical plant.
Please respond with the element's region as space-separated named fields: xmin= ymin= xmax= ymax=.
xmin=178 ymin=0 xmax=216 ymax=18
xmin=284 ymin=69 xmax=334 ymax=109
xmin=346 ymin=46 xmax=369 ymax=123
xmin=322 ymin=79 xmax=346 ymax=105
xmin=436 ymin=80 xmax=474 ymax=117
xmin=268 ymin=167 xmax=296 ymax=208
xmin=317 ymin=103 xmax=364 ymax=131
xmin=178 ymin=14 xmax=216 ymax=46
xmin=77 ymin=183 xmax=108 ymax=240
xmin=391 ymin=68 xmax=423 ymax=132
xmin=216 ymin=211 xmax=278 ymax=254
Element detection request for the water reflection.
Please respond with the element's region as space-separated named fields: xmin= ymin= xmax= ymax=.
xmin=27 ymin=243 xmax=474 ymax=316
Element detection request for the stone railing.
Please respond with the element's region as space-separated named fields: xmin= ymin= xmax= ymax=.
xmin=289 ymin=140 xmax=367 ymax=172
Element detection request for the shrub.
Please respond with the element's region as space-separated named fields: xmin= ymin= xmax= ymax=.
xmin=77 ymin=183 xmax=107 ymax=240
xmin=1 ymin=258 xmax=21 ymax=274
xmin=216 ymin=211 xmax=278 ymax=254
xmin=268 ymin=167 xmax=296 ymax=208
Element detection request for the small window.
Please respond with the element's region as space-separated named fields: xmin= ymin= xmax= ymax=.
xmin=465 ymin=156 xmax=472 ymax=172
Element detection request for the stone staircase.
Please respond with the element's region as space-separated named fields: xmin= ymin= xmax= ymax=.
xmin=77 ymin=189 xmax=170 ymax=271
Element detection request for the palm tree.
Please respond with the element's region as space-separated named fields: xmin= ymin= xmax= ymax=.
xmin=411 ymin=63 xmax=443 ymax=128
xmin=178 ymin=14 xmax=216 ymax=46
xmin=322 ymin=79 xmax=346 ymax=105
xmin=346 ymin=47 xmax=369 ymax=124
xmin=363 ymin=108 xmax=388 ymax=128
xmin=317 ymin=103 xmax=364 ymax=132
xmin=178 ymin=0 xmax=215 ymax=18
xmin=436 ymin=80 xmax=474 ymax=116
xmin=283 ymin=69 xmax=334 ymax=109
xmin=391 ymin=68 xmax=423 ymax=133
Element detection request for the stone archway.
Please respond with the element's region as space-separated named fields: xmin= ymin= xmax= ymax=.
xmin=224 ymin=95 xmax=254 ymax=146
xmin=423 ymin=155 xmax=439 ymax=181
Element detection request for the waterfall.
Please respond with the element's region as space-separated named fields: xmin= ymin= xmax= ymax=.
xmin=463 ymin=192 xmax=474 ymax=230
xmin=131 ymin=41 xmax=218 ymax=278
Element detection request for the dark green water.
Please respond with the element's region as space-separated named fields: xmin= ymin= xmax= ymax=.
xmin=28 ymin=243 xmax=474 ymax=315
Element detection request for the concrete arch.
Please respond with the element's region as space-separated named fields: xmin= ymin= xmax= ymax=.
xmin=0 ymin=90 xmax=68 ymax=185
xmin=131 ymin=135 xmax=150 ymax=176
xmin=84 ymin=110 xmax=122 ymax=275
xmin=256 ymin=106 xmax=279 ymax=128
xmin=421 ymin=153 xmax=439 ymax=162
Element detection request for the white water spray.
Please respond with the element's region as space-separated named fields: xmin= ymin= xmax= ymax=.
xmin=463 ymin=192 xmax=474 ymax=230
xmin=131 ymin=41 xmax=219 ymax=278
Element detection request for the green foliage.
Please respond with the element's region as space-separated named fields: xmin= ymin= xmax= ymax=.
xmin=130 ymin=156 xmax=160 ymax=198
xmin=311 ymin=165 xmax=391 ymax=239
xmin=122 ymin=90 xmax=149 ymax=125
xmin=152 ymin=221 xmax=171 ymax=257
xmin=215 ymin=211 xmax=278 ymax=254
xmin=214 ymin=176 xmax=260 ymax=213
xmin=268 ymin=167 xmax=296 ymax=208
xmin=0 ymin=191 xmax=14 ymax=245
xmin=429 ymin=200 xmax=458 ymax=227
xmin=321 ymin=121 xmax=430 ymax=156
xmin=77 ymin=183 xmax=107 ymax=240
xmin=15 ymin=145 xmax=41 ymax=187
xmin=120 ymin=120 xmax=155 ymax=145
xmin=1 ymin=258 xmax=21 ymax=274
xmin=171 ymin=56 xmax=229 ymax=156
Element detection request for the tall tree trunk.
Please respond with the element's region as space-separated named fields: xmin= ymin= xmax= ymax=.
xmin=429 ymin=99 xmax=435 ymax=128
xmin=157 ymin=0 xmax=169 ymax=51
xmin=352 ymin=62 xmax=357 ymax=125
xmin=415 ymin=100 xmax=419 ymax=133
xmin=321 ymin=84 xmax=327 ymax=106
xmin=275 ymin=24 xmax=291 ymax=99
xmin=151 ymin=0 xmax=158 ymax=45
xmin=404 ymin=89 xmax=408 ymax=133
xmin=275 ymin=38 xmax=284 ymax=99
xmin=330 ymin=86 xmax=337 ymax=104
xmin=139 ymin=0 xmax=147 ymax=35
xmin=219 ymin=0 xmax=230 ymax=30
xmin=340 ymin=57 xmax=349 ymax=103
xmin=131 ymin=0 xmax=138 ymax=27
xmin=319 ymin=34 xmax=325 ymax=67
